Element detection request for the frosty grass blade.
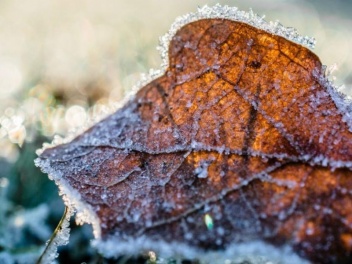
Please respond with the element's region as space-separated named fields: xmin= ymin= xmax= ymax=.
xmin=34 ymin=4 xmax=352 ymax=264
xmin=36 ymin=207 xmax=73 ymax=264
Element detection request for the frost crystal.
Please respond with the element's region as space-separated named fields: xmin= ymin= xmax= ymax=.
xmin=158 ymin=4 xmax=316 ymax=72
xmin=94 ymin=238 xmax=309 ymax=264
xmin=37 ymin=206 xmax=73 ymax=264
xmin=313 ymin=68 xmax=352 ymax=133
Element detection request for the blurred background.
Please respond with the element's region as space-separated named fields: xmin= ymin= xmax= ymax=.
xmin=0 ymin=0 xmax=351 ymax=263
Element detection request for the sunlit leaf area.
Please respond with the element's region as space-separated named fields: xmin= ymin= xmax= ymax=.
xmin=0 ymin=0 xmax=351 ymax=263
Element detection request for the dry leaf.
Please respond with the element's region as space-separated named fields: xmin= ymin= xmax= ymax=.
xmin=36 ymin=6 xmax=352 ymax=264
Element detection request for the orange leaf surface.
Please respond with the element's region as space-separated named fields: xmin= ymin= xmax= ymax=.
xmin=36 ymin=9 xmax=352 ymax=264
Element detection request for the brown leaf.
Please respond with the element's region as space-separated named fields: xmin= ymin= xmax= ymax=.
xmin=36 ymin=17 xmax=352 ymax=263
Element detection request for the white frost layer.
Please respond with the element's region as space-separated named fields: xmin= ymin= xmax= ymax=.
xmin=34 ymin=158 xmax=101 ymax=238
xmin=37 ymin=4 xmax=317 ymax=155
xmin=93 ymin=237 xmax=309 ymax=264
xmin=35 ymin=158 xmax=309 ymax=264
xmin=34 ymin=158 xmax=101 ymax=264
xmin=35 ymin=4 xmax=351 ymax=263
xmin=158 ymin=4 xmax=315 ymax=71
xmin=313 ymin=68 xmax=352 ymax=132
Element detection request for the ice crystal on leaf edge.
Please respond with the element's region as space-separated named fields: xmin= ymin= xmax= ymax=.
xmin=34 ymin=4 xmax=351 ymax=264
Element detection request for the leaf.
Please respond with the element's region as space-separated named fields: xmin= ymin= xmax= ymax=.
xmin=36 ymin=7 xmax=352 ymax=264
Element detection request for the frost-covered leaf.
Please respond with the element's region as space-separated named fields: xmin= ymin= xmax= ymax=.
xmin=36 ymin=5 xmax=352 ymax=264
